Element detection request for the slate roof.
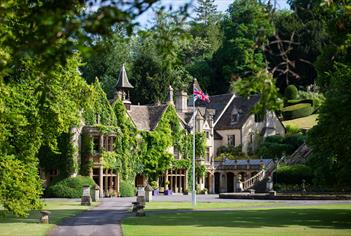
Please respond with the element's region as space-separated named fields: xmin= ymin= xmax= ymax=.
xmin=196 ymin=93 xmax=234 ymax=122
xmin=127 ymin=104 xmax=168 ymax=131
xmin=214 ymin=95 xmax=260 ymax=130
xmin=116 ymin=64 xmax=134 ymax=89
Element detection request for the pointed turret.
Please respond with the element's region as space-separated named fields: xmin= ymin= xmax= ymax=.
xmin=115 ymin=64 xmax=134 ymax=110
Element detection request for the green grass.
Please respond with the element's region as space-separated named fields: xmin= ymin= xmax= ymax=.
xmin=122 ymin=204 xmax=351 ymax=236
xmin=0 ymin=200 xmax=97 ymax=236
xmin=145 ymin=201 xmax=283 ymax=211
xmin=283 ymin=114 xmax=318 ymax=129
xmin=282 ymin=103 xmax=311 ymax=112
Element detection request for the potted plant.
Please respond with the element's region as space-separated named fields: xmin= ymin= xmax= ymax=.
xmin=151 ymin=181 xmax=159 ymax=196
xmin=164 ymin=181 xmax=172 ymax=195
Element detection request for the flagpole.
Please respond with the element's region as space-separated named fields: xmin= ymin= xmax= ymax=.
xmin=192 ymin=80 xmax=196 ymax=207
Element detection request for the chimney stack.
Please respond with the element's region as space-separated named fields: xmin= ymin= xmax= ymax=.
xmin=175 ymin=91 xmax=188 ymax=113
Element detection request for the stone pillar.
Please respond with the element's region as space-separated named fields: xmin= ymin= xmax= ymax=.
xmin=99 ymin=166 xmax=103 ymax=198
xmin=104 ymin=170 xmax=108 ymax=196
xmin=210 ymin=173 xmax=215 ymax=194
xmin=185 ymin=170 xmax=188 ymax=191
xmin=175 ymin=173 xmax=178 ymax=193
xmin=116 ymin=172 xmax=120 ymax=196
xmin=180 ymin=174 xmax=183 ymax=193
xmin=220 ymin=172 xmax=227 ymax=193
xmin=170 ymin=172 xmax=173 ymax=191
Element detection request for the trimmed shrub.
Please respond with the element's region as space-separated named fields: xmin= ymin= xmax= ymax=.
xmin=120 ymin=180 xmax=135 ymax=197
xmin=275 ymin=164 xmax=313 ymax=185
xmin=282 ymin=103 xmax=313 ymax=120
xmin=287 ymin=99 xmax=314 ymax=106
xmin=284 ymin=85 xmax=298 ymax=100
xmin=46 ymin=176 xmax=96 ymax=198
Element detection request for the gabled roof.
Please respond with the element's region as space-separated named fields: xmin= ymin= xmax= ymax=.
xmin=127 ymin=104 xmax=168 ymax=131
xmin=196 ymin=93 xmax=234 ymax=122
xmin=116 ymin=64 xmax=134 ymax=89
xmin=215 ymin=95 xmax=260 ymax=130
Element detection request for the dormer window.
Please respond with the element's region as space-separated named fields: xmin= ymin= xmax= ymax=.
xmin=231 ymin=108 xmax=239 ymax=124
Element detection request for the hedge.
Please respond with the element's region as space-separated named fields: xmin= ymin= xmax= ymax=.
xmin=275 ymin=164 xmax=313 ymax=185
xmin=120 ymin=180 xmax=135 ymax=197
xmin=282 ymin=103 xmax=313 ymax=120
xmin=287 ymin=99 xmax=313 ymax=106
xmin=284 ymin=85 xmax=298 ymax=100
xmin=45 ymin=176 xmax=96 ymax=198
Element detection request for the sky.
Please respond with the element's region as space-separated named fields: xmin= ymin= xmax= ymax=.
xmin=135 ymin=0 xmax=291 ymax=28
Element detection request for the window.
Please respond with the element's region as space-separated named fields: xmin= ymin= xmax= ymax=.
xmin=231 ymin=108 xmax=239 ymax=124
xmin=206 ymin=147 xmax=210 ymax=162
xmin=93 ymin=136 xmax=100 ymax=154
xmin=228 ymin=135 xmax=235 ymax=146
xmin=206 ymin=131 xmax=210 ymax=139
xmin=174 ymin=148 xmax=180 ymax=160
xmin=255 ymin=112 xmax=264 ymax=122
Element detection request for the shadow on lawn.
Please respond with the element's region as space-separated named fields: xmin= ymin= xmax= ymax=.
xmin=0 ymin=209 xmax=86 ymax=225
xmin=124 ymin=208 xmax=351 ymax=230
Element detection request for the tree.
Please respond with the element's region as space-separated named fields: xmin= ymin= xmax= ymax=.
xmin=211 ymin=0 xmax=274 ymax=94
xmin=81 ymin=29 xmax=132 ymax=99
xmin=0 ymin=0 xmax=160 ymax=216
xmin=194 ymin=0 xmax=218 ymax=24
xmin=307 ymin=0 xmax=351 ymax=186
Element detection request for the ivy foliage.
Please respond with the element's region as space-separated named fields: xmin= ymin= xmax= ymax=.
xmin=112 ymin=98 xmax=141 ymax=181
xmin=84 ymin=79 xmax=117 ymax=126
xmin=0 ymin=54 xmax=91 ymax=217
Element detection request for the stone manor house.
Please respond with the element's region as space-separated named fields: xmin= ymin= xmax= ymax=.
xmin=41 ymin=65 xmax=285 ymax=197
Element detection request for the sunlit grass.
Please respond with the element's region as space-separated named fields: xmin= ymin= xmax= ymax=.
xmin=123 ymin=203 xmax=351 ymax=236
xmin=0 ymin=200 xmax=98 ymax=236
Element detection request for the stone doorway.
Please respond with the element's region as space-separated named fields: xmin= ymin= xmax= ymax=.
xmin=214 ymin=172 xmax=220 ymax=193
xmin=227 ymin=172 xmax=234 ymax=192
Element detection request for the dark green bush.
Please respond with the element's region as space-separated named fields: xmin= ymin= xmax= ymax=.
xmin=284 ymin=85 xmax=298 ymax=100
xmin=120 ymin=180 xmax=135 ymax=197
xmin=46 ymin=176 xmax=96 ymax=198
xmin=275 ymin=164 xmax=313 ymax=185
xmin=287 ymin=99 xmax=313 ymax=106
xmin=256 ymin=134 xmax=305 ymax=158
xmin=282 ymin=103 xmax=313 ymax=120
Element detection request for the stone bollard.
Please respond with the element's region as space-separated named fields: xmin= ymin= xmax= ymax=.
xmin=145 ymin=184 xmax=153 ymax=202
xmin=266 ymin=176 xmax=273 ymax=192
xmin=40 ymin=211 xmax=51 ymax=224
xmin=81 ymin=185 xmax=91 ymax=206
xmin=136 ymin=195 xmax=145 ymax=217
xmin=236 ymin=174 xmax=243 ymax=192
xmin=92 ymin=185 xmax=100 ymax=202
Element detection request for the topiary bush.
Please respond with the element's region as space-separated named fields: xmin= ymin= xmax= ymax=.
xmin=120 ymin=179 xmax=135 ymax=197
xmin=275 ymin=164 xmax=313 ymax=185
xmin=284 ymin=85 xmax=298 ymax=100
xmin=45 ymin=176 xmax=96 ymax=198
xmin=282 ymin=103 xmax=313 ymax=120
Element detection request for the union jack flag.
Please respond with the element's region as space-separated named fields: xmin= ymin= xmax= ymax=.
xmin=193 ymin=80 xmax=210 ymax=102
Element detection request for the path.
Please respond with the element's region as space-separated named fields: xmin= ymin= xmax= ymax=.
xmin=48 ymin=197 xmax=134 ymax=236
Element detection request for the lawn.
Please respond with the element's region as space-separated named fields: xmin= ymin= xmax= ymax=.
xmin=145 ymin=201 xmax=283 ymax=211
xmin=123 ymin=204 xmax=351 ymax=236
xmin=283 ymin=114 xmax=318 ymax=129
xmin=0 ymin=200 xmax=97 ymax=236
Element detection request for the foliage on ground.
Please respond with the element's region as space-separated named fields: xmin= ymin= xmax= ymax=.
xmin=45 ymin=176 xmax=96 ymax=198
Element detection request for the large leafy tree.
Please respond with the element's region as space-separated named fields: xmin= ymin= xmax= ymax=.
xmin=0 ymin=0 xmax=159 ymax=216
xmin=211 ymin=0 xmax=274 ymax=94
xmin=307 ymin=0 xmax=351 ymax=186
